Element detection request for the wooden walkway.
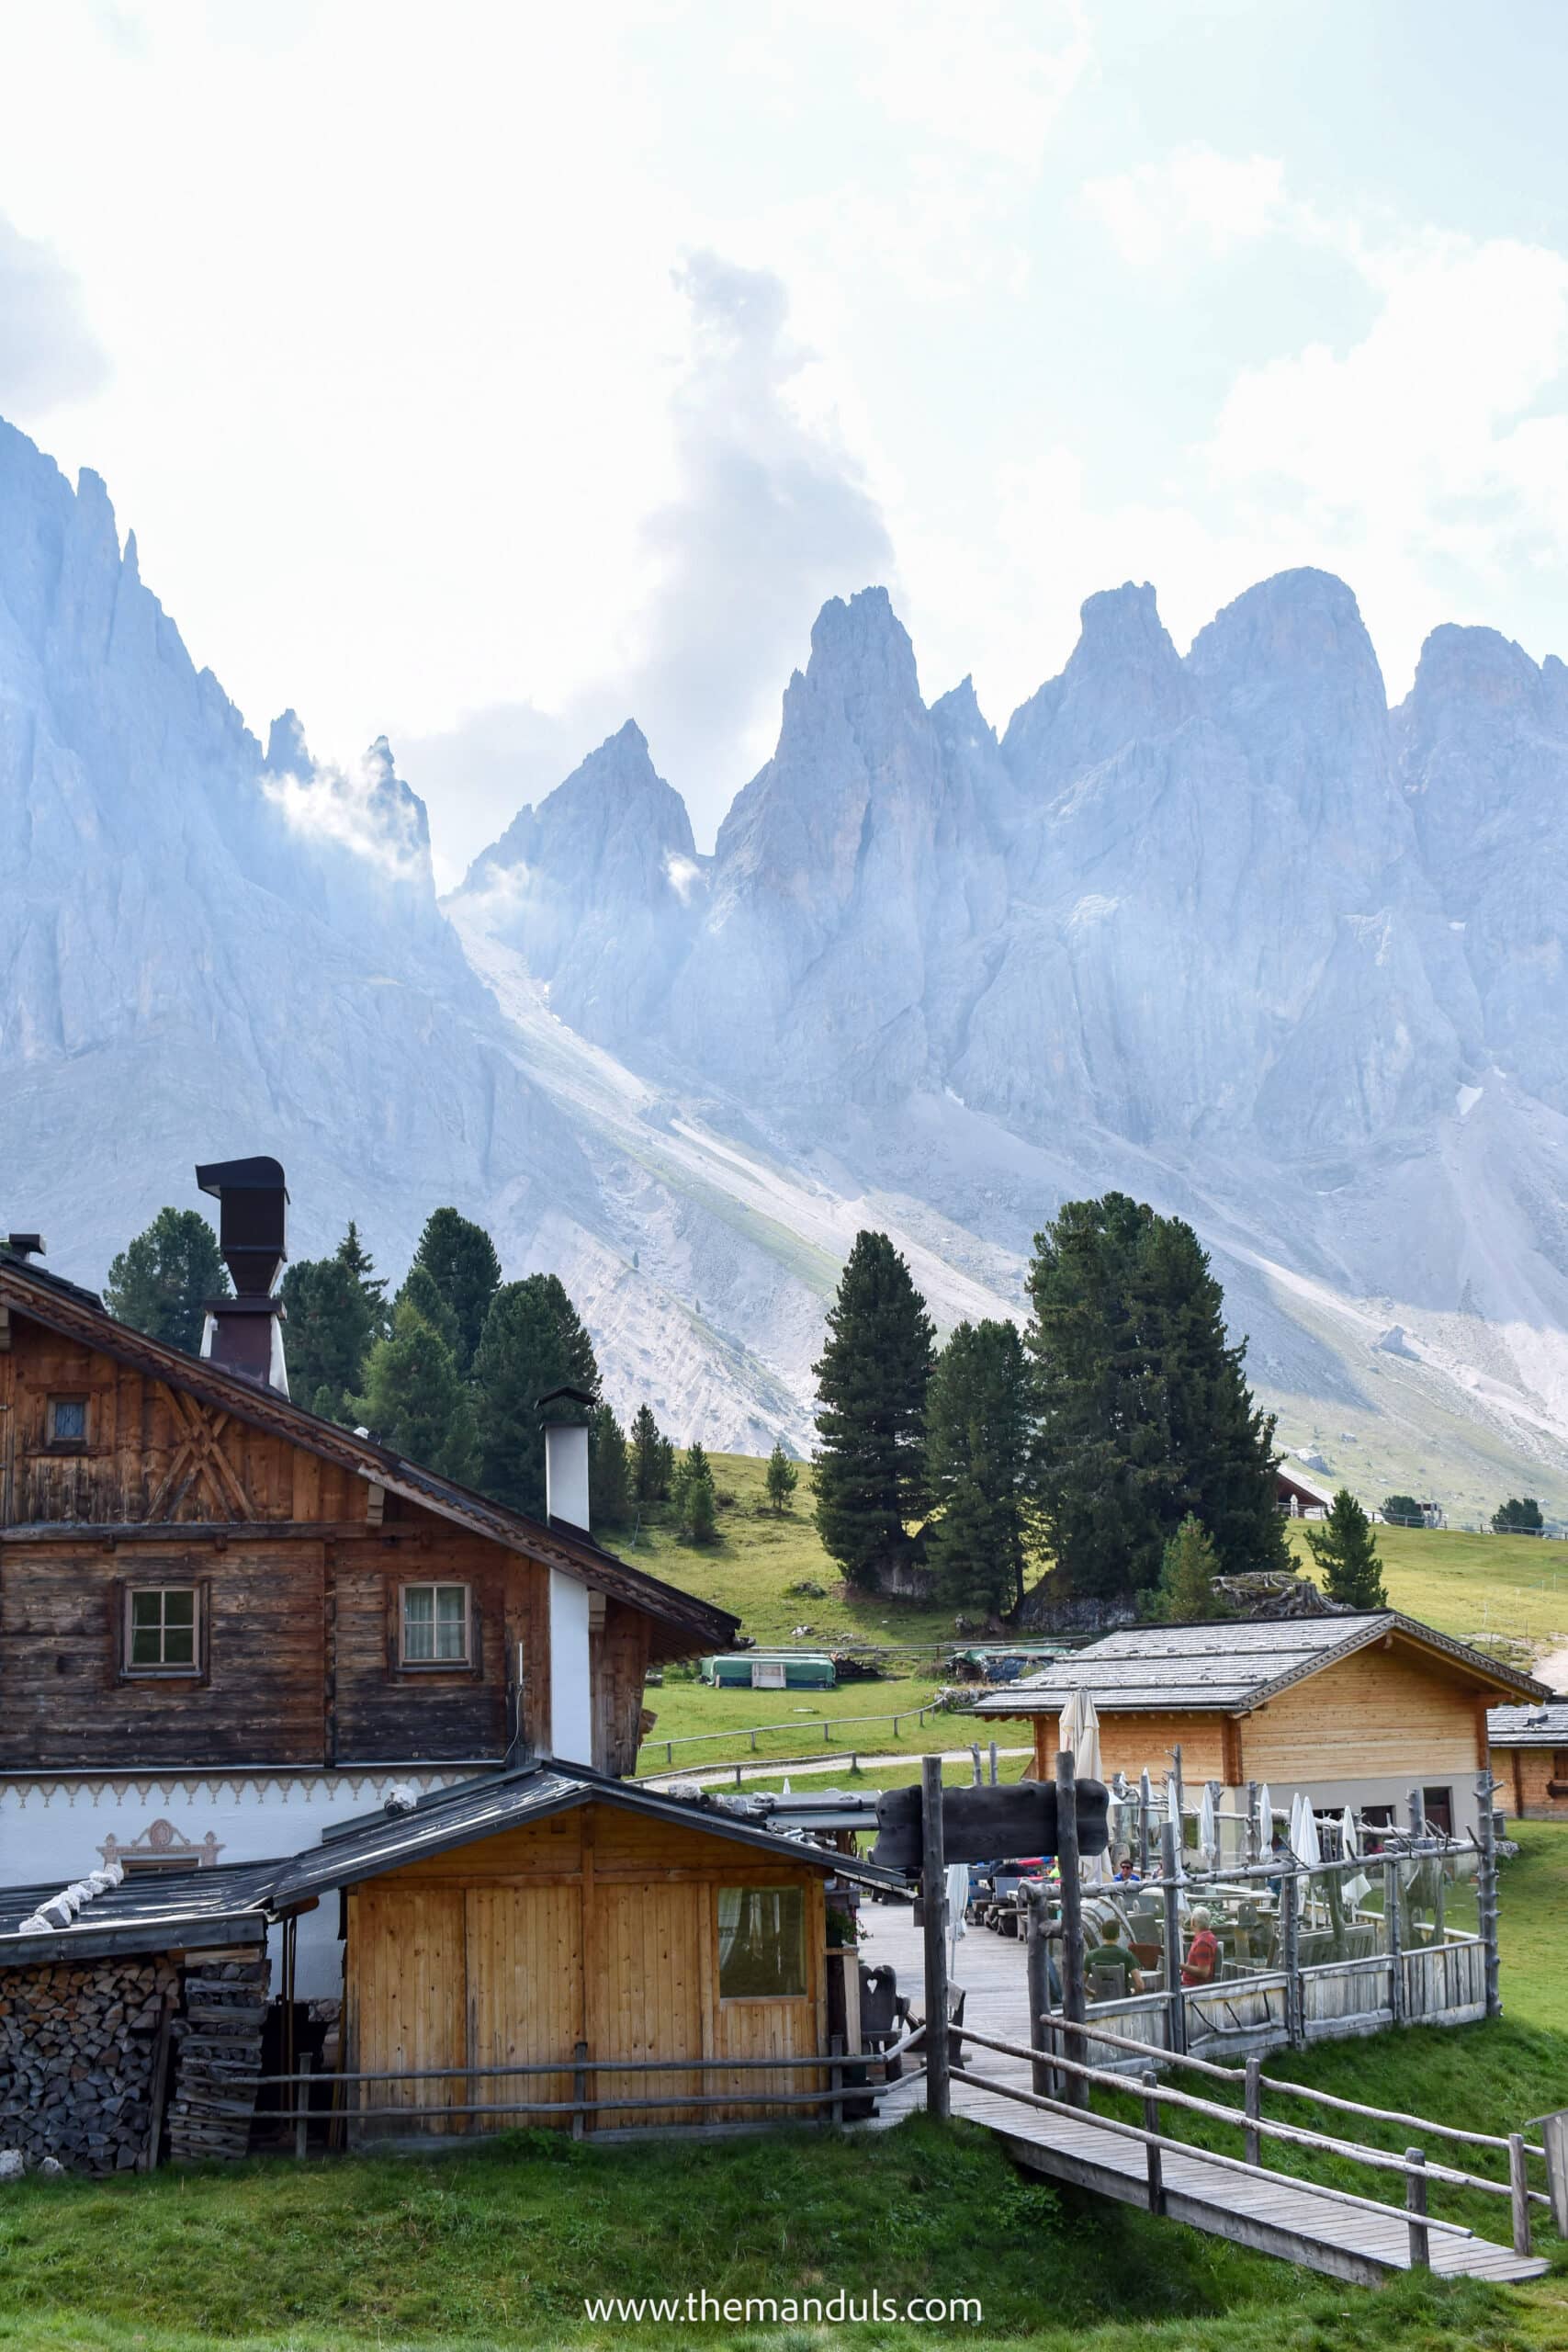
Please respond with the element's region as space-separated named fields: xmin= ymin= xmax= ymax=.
xmin=856 ymin=1902 xmax=1549 ymax=2288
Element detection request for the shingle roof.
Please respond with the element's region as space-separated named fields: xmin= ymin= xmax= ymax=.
xmin=972 ymin=1611 xmax=1550 ymax=1716
xmin=0 ymin=1859 xmax=276 ymax=1967
xmin=0 ymin=1254 xmax=737 ymax=1652
xmin=1488 ymin=1699 xmax=1568 ymax=1747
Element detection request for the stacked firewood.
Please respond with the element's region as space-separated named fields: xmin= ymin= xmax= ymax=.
xmin=0 ymin=1956 xmax=175 ymax=2174
xmin=165 ymin=1957 xmax=269 ymax=2161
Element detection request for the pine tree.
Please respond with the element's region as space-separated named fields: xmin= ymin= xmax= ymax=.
xmin=590 ymin=1403 xmax=632 ymax=1527
xmin=1152 ymin=1514 xmax=1228 ymax=1622
xmin=351 ymin=1299 xmax=479 ymax=1483
xmin=279 ymin=1251 xmax=377 ymax=1422
xmin=673 ymin=1441 xmax=718 ymax=1544
xmin=1492 ymin=1497 xmax=1544 ymax=1535
xmin=1382 ymin=1493 xmax=1424 ymax=1529
xmin=631 ymin=1404 xmax=672 ymax=1502
xmin=396 ymin=1262 xmax=461 ymax=1358
xmin=411 ymin=1208 xmax=502 ymax=1374
xmin=765 ymin=1441 xmax=799 ymax=1515
xmin=924 ymin=1319 xmax=1032 ymax=1614
xmin=1026 ymin=1193 xmax=1287 ymax=1601
xmin=472 ymin=1274 xmax=601 ymax=1517
xmin=1305 ymin=1489 xmax=1388 ymax=1609
xmin=336 ymin=1221 xmax=388 ymax=1317
xmin=812 ymin=1231 xmax=934 ymax=1591
xmin=105 ymin=1208 xmax=229 ymax=1352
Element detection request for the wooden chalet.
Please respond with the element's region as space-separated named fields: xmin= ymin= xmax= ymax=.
xmin=1275 ymin=1464 xmax=1334 ymax=1517
xmin=973 ymin=1613 xmax=1550 ymax=1839
xmin=1488 ymin=1699 xmax=1568 ymax=1822
xmin=0 ymin=1165 xmax=737 ymax=1993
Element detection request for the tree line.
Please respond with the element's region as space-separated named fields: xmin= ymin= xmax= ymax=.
xmin=810 ymin=1194 xmax=1387 ymax=1616
xmin=102 ymin=1205 xmax=727 ymax=1539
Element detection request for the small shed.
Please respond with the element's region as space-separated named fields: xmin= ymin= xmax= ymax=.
xmin=1488 ymin=1698 xmax=1568 ymax=1821
xmin=264 ymin=1758 xmax=893 ymax=2136
xmin=701 ymin=1649 xmax=837 ymax=1690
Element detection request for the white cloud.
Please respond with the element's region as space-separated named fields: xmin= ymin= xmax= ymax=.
xmin=0 ymin=212 xmax=109 ymax=415
xmin=1082 ymin=145 xmax=1291 ymax=266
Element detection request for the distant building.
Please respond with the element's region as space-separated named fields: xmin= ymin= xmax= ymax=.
xmin=1487 ymin=1699 xmax=1568 ymax=1821
xmin=1276 ymin=1465 xmax=1335 ymax=1517
xmin=702 ymin=1650 xmax=837 ymax=1690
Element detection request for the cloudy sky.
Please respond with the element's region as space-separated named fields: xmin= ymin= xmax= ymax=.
xmin=3 ymin=0 xmax=1566 ymax=880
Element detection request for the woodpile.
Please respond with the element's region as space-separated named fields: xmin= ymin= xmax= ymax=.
xmin=166 ymin=1956 xmax=269 ymax=2162
xmin=0 ymin=1955 xmax=175 ymax=2174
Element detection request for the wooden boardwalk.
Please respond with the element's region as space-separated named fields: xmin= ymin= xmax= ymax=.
xmin=856 ymin=1902 xmax=1549 ymax=2288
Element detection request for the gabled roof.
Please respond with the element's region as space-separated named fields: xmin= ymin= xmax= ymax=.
xmin=972 ymin=1611 xmax=1550 ymax=1717
xmin=0 ymin=1250 xmax=737 ymax=1653
xmin=1488 ymin=1698 xmax=1568 ymax=1747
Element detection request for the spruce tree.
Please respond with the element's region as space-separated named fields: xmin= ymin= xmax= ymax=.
xmin=336 ymin=1221 xmax=388 ymax=1329
xmin=1305 ymin=1489 xmax=1388 ymax=1609
xmin=765 ymin=1441 xmax=799 ymax=1515
xmin=1026 ymin=1193 xmax=1287 ymax=1601
xmin=279 ymin=1251 xmax=377 ymax=1422
xmin=631 ymin=1404 xmax=672 ymax=1501
xmin=812 ymin=1231 xmax=934 ymax=1591
xmin=1152 ymin=1515 xmax=1228 ymax=1622
xmin=351 ymin=1299 xmax=479 ymax=1483
xmin=411 ymin=1208 xmax=502 ymax=1374
xmin=1492 ymin=1497 xmax=1544 ymax=1535
xmin=589 ymin=1403 xmax=632 ymax=1527
xmin=472 ymin=1274 xmax=601 ymax=1517
xmin=925 ymin=1319 xmax=1032 ymax=1613
xmin=105 ymin=1208 xmax=229 ymax=1352
xmin=673 ymin=1441 xmax=718 ymax=1544
xmin=1382 ymin=1493 xmax=1423 ymax=1529
xmin=396 ymin=1262 xmax=461 ymax=1358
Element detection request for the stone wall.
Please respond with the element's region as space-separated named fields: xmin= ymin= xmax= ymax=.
xmin=0 ymin=1954 xmax=176 ymax=2173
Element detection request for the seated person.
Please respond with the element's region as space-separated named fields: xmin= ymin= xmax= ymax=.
xmin=1089 ymin=1916 xmax=1144 ymax=1994
xmin=1114 ymin=1859 xmax=1141 ymax=1886
xmin=1180 ymin=1905 xmax=1221 ymax=1987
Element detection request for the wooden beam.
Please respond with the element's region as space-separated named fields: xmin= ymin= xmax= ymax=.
xmin=920 ymin=1751 xmax=950 ymax=2122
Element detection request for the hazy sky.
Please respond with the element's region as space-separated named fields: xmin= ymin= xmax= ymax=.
xmin=3 ymin=0 xmax=1566 ymax=881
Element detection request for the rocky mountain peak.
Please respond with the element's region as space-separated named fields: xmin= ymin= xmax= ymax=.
xmin=1002 ymin=579 xmax=1190 ymax=788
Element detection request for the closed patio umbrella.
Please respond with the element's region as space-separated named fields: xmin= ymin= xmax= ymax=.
xmin=1060 ymin=1687 xmax=1111 ymax=1881
xmin=1198 ymin=1781 xmax=1218 ymax=1871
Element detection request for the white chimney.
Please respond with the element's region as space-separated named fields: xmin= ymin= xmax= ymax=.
xmin=544 ymin=1422 xmax=591 ymax=1532
xmin=539 ymin=1385 xmax=596 ymax=1765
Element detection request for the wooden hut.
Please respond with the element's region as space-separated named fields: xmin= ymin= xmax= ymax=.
xmin=1488 ymin=1699 xmax=1568 ymax=1821
xmin=974 ymin=1612 xmax=1550 ymax=1840
xmin=262 ymin=1759 xmax=899 ymax=2136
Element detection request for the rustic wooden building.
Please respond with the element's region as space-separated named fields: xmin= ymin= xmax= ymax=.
xmin=0 ymin=1177 xmax=737 ymax=1992
xmin=1488 ymin=1699 xmax=1568 ymax=1822
xmin=974 ymin=1614 xmax=1549 ymax=1839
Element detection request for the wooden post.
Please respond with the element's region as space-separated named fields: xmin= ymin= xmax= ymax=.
xmin=1056 ymin=1749 xmax=1087 ymax=2106
xmin=1244 ymin=2056 xmax=1263 ymax=2170
xmin=829 ymin=2032 xmax=844 ymax=2128
xmin=1385 ymin=1856 xmax=1406 ymax=2026
xmin=1024 ymin=1883 xmax=1055 ymax=2099
xmin=1170 ymin=1743 xmax=1185 ymax=1869
xmin=1404 ymin=2146 xmax=1430 ymax=2270
xmin=1408 ymin=1786 xmax=1426 ymax=1840
xmin=1508 ymin=2132 xmax=1532 ymax=2259
xmin=1142 ymin=2069 xmax=1165 ymax=2214
xmin=1138 ymin=1780 xmax=1151 ymax=1879
xmin=970 ymin=1744 xmax=983 ymax=1785
xmin=1477 ymin=1768 xmax=1502 ymax=2019
xmin=1160 ymin=1820 xmax=1186 ymax=2058
xmin=921 ymin=1752 xmax=951 ymax=2123
xmin=1281 ymin=1871 xmax=1303 ymax=2050
xmin=988 ymin=1741 xmax=999 ymax=1786
xmin=294 ymin=2053 xmax=313 ymax=2161
xmin=571 ymin=2041 xmax=589 ymax=2141
xmin=1246 ymin=1781 xmax=1259 ymax=1867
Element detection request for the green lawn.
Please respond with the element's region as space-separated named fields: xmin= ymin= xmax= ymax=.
xmin=1288 ymin=1521 xmax=1568 ymax=1656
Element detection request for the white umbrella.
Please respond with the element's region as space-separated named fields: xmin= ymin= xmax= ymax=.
xmin=1198 ymin=1782 xmax=1218 ymax=1871
xmin=1256 ymin=1782 xmax=1273 ymax=1861
xmin=1060 ymin=1688 xmax=1111 ymax=1881
xmin=1340 ymin=1806 xmax=1371 ymax=1908
xmin=945 ymin=1860 xmax=970 ymax=1973
xmin=1295 ymin=1795 xmax=1322 ymax=1916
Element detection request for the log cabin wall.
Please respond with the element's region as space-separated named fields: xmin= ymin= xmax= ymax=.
xmin=1236 ymin=1644 xmax=1484 ymax=1783
xmin=1029 ymin=1710 xmax=1230 ymax=1785
xmin=1499 ymin=1746 xmax=1568 ymax=1820
xmin=344 ymin=1803 xmax=829 ymax=2135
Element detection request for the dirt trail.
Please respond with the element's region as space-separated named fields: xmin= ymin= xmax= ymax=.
xmin=1530 ymin=1637 xmax=1568 ymax=1693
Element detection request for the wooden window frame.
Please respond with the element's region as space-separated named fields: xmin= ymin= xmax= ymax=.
xmin=121 ymin=1580 xmax=207 ymax=1680
xmin=398 ymin=1579 xmax=476 ymax=1673
xmin=44 ymin=1392 xmax=90 ymax=1453
xmin=716 ymin=1883 xmax=810 ymax=2004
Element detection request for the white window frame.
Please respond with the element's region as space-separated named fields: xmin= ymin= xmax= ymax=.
xmin=400 ymin=1580 xmax=472 ymax=1668
xmin=751 ymin=1658 xmax=786 ymax=1690
xmin=124 ymin=1585 xmax=201 ymax=1678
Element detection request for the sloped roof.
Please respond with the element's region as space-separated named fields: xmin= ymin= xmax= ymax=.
xmin=0 ymin=1250 xmax=737 ymax=1652
xmin=1488 ymin=1699 xmax=1568 ymax=1747
xmin=973 ymin=1611 xmax=1550 ymax=1717
xmin=0 ymin=1858 xmax=276 ymax=1967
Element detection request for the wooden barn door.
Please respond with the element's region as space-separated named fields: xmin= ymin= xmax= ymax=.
xmin=348 ymin=1885 xmax=466 ymax=2136
xmin=589 ymin=1881 xmax=705 ymax=2128
xmin=466 ymin=1885 xmax=583 ymax=2131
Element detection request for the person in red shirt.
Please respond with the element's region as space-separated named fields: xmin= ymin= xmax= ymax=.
xmin=1180 ymin=1905 xmax=1220 ymax=1987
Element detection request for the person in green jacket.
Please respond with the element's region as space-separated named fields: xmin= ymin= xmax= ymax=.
xmin=1089 ymin=1914 xmax=1145 ymax=1993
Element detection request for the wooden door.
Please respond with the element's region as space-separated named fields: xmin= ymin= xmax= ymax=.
xmin=589 ymin=1881 xmax=705 ymax=2127
xmin=466 ymin=1884 xmax=583 ymax=2132
xmin=349 ymin=1885 xmax=466 ymax=2135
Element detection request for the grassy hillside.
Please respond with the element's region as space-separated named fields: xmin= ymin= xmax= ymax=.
xmin=630 ymin=1455 xmax=1568 ymax=1773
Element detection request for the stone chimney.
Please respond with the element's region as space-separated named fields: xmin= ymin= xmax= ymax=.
xmin=195 ymin=1157 xmax=289 ymax=1395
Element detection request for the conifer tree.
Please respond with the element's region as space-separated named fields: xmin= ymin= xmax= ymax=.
xmin=1382 ymin=1493 xmax=1423 ymax=1529
xmin=924 ymin=1318 xmax=1032 ymax=1613
xmin=280 ymin=1251 xmax=378 ymax=1423
xmin=472 ymin=1274 xmax=601 ymax=1517
xmin=336 ymin=1221 xmax=388 ymax=1331
xmin=1305 ymin=1489 xmax=1387 ymax=1609
xmin=1492 ymin=1497 xmax=1544 ymax=1535
xmin=351 ymin=1299 xmax=479 ymax=1483
xmin=812 ymin=1231 xmax=934 ymax=1591
xmin=1152 ymin=1514 xmax=1228 ymax=1622
xmin=411 ymin=1208 xmax=502 ymax=1374
xmin=765 ymin=1441 xmax=799 ymax=1515
xmin=105 ymin=1208 xmax=229 ymax=1352
xmin=631 ymin=1404 xmax=672 ymax=1502
xmin=589 ymin=1403 xmax=632 ymax=1527
xmin=672 ymin=1440 xmax=718 ymax=1544
xmin=396 ymin=1262 xmax=461 ymax=1358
